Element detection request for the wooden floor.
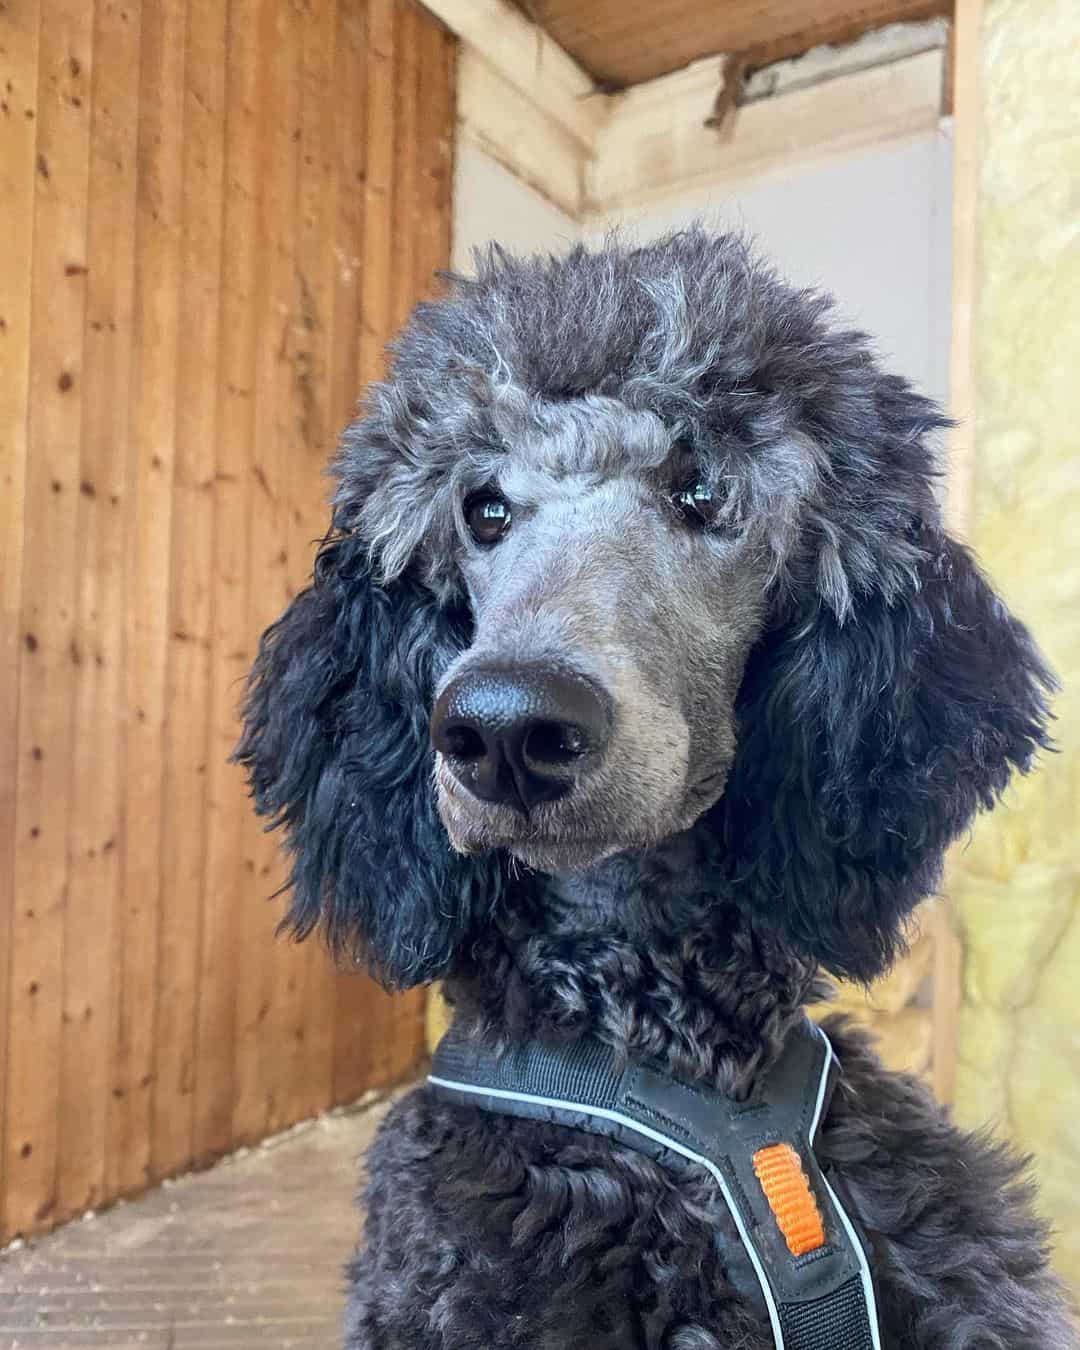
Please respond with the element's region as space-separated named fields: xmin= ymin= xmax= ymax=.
xmin=0 ymin=1095 xmax=395 ymax=1349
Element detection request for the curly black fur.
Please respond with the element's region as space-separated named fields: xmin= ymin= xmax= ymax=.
xmin=239 ymin=550 xmax=501 ymax=985
xmin=235 ymin=230 xmax=1075 ymax=1347
xmin=722 ymin=533 xmax=1053 ymax=980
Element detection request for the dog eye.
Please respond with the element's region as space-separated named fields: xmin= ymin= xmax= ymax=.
xmin=465 ymin=491 xmax=512 ymax=546
xmin=671 ymin=482 xmax=719 ymax=526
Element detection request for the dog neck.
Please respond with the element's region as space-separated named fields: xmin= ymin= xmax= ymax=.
xmin=446 ymin=823 xmax=826 ymax=1094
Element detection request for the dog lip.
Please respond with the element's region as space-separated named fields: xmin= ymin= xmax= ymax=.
xmin=437 ymin=782 xmax=617 ymax=854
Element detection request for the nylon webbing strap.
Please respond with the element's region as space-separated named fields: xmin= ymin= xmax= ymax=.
xmin=429 ymin=1017 xmax=881 ymax=1350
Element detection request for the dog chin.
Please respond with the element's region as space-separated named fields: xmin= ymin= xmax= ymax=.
xmin=448 ymin=827 xmax=628 ymax=874
xmin=437 ymin=791 xmax=627 ymax=874
xmin=505 ymin=837 xmax=624 ymax=872
xmin=437 ymin=795 xmax=696 ymax=875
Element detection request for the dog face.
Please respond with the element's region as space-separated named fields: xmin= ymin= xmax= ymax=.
xmin=423 ymin=399 xmax=781 ymax=871
xmin=236 ymin=231 xmax=1052 ymax=987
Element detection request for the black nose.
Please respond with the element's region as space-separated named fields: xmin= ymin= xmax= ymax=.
xmin=430 ymin=664 xmax=612 ymax=814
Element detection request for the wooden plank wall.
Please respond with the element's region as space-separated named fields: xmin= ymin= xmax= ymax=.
xmin=0 ymin=0 xmax=454 ymax=1242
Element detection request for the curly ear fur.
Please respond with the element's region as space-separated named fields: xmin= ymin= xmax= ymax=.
xmin=234 ymin=532 xmax=506 ymax=988
xmin=721 ymin=530 xmax=1055 ymax=980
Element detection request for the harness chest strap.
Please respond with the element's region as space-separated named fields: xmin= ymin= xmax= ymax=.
xmin=429 ymin=1017 xmax=881 ymax=1350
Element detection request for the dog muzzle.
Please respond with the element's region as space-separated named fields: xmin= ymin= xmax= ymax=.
xmin=429 ymin=1015 xmax=881 ymax=1350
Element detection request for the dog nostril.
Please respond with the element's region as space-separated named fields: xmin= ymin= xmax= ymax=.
xmin=524 ymin=720 xmax=589 ymax=767
xmin=442 ymin=724 xmax=486 ymax=761
xmin=430 ymin=664 xmax=612 ymax=812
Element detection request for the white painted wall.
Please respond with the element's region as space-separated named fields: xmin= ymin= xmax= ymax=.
xmin=453 ymin=125 xmax=953 ymax=407
xmin=587 ymin=127 xmax=954 ymax=409
xmin=452 ymin=141 xmax=579 ymax=274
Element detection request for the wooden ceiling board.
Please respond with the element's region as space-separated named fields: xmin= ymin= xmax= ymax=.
xmin=513 ymin=0 xmax=953 ymax=88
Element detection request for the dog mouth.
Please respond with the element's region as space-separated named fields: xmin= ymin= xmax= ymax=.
xmin=435 ymin=757 xmax=725 ymax=872
xmin=435 ymin=758 xmax=625 ymax=863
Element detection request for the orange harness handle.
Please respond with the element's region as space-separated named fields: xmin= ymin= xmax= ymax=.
xmin=753 ymin=1142 xmax=827 ymax=1257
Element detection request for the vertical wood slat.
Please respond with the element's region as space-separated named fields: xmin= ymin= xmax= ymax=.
xmin=192 ymin=0 xmax=261 ymax=1167
xmin=150 ymin=0 xmax=228 ymax=1183
xmin=357 ymin=0 xmax=396 ymax=390
xmin=56 ymin=0 xmax=142 ymax=1220
xmin=415 ymin=17 xmax=456 ymax=305
xmin=226 ymin=0 xmax=286 ymax=1150
xmin=0 ymin=0 xmax=42 ymax=1235
xmin=1 ymin=0 xmax=454 ymax=1242
xmin=390 ymin=0 xmax=420 ymax=332
xmin=328 ymin=0 xmax=368 ymax=440
xmin=3 ymin=0 xmax=96 ymax=1239
xmin=110 ymin=0 xmax=188 ymax=1202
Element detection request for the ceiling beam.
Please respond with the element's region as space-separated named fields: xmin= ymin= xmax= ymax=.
xmin=420 ymin=0 xmax=603 ymax=148
xmin=510 ymin=0 xmax=952 ymax=90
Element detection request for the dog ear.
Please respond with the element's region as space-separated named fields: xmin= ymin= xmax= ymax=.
xmin=721 ymin=529 xmax=1054 ymax=981
xmin=234 ymin=530 xmax=506 ymax=989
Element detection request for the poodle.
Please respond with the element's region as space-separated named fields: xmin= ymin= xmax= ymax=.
xmin=236 ymin=229 xmax=1076 ymax=1348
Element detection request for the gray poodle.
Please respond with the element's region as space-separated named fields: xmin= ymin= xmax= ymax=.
xmin=237 ymin=228 xmax=1076 ymax=1347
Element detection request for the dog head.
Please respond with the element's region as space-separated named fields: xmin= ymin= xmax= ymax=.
xmin=236 ymin=230 xmax=1052 ymax=987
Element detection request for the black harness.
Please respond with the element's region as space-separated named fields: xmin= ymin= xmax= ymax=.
xmin=429 ymin=1017 xmax=881 ymax=1350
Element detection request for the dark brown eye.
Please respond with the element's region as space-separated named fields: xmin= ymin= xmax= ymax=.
xmin=465 ymin=491 xmax=512 ymax=546
xmin=672 ymin=481 xmax=719 ymax=526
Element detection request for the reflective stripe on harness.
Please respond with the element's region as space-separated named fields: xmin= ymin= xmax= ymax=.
xmin=428 ymin=1016 xmax=881 ymax=1350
